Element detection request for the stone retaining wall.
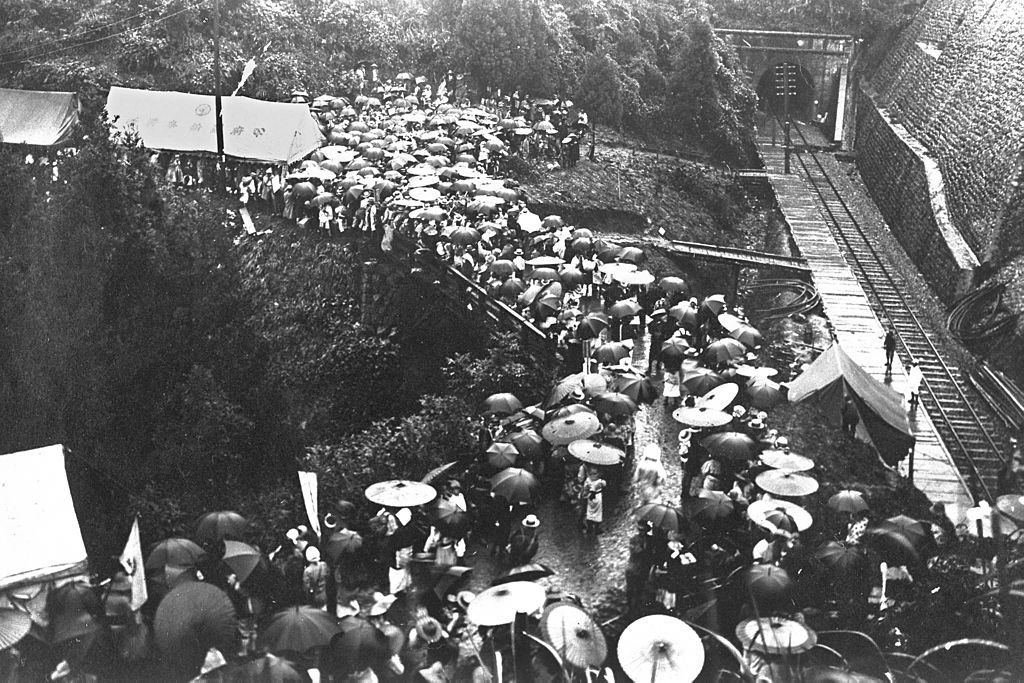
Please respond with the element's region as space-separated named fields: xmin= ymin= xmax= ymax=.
xmin=855 ymin=86 xmax=978 ymax=303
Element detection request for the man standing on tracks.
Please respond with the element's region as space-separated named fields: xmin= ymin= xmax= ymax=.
xmin=884 ymin=327 xmax=897 ymax=376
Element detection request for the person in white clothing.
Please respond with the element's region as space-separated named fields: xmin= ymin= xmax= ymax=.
xmin=907 ymin=361 xmax=923 ymax=410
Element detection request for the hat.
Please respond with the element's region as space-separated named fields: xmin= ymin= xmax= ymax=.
xmin=285 ymin=528 xmax=300 ymax=542
xmin=570 ymin=388 xmax=585 ymax=401
xmin=323 ymin=513 xmax=339 ymax=530
xmin=732 ymin=406 xmax=747 ymax=418
xmin=522 ymin=514 xmax=540 ymax=528
xmin=369 ymin=592 xmax=398 ymax=617
xmin=749 ymin=418 xmax=764 ymax=430
xmin=757 ymin=412 xmax=768 ymax=421
xmin=297 ymin=525 xmax=309 ymax=536
xmin=415 ymin=614 xmax=445 ymax=644
xmin=642 ymin=443 xmax=662 ymax=461
xmin=651 ymin=308 xmax=667 ymax=317
xmin=456 ymin=590 xmax=475 ymax=609
xmin=304 ymin=545 xmax=322 ymax=563
xmin=776 ymin=436 xmax=789 ymax=447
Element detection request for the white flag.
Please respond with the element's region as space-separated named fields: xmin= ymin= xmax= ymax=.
xmin=119 ymin=517 xmax=147 ymax=611
xmin=297 ymin=471 xmax=321 ymax=540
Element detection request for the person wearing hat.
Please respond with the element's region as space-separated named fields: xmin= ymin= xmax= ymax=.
xmin=406 ymin=607 xmax=456 ymax=677
xmin=506 ymin=514 xmax=541 ymax=565
xmin=906 ymin=360 xmax=923 ymax=411
xmin=302 ymin=545 xmax=330 ymax=609
xmin=364 ymin=592 xmax=405 ymax=678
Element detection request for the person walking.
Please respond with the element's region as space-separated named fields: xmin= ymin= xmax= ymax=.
xmin=580 ymin=467 xmax=607 ymax=536
xmin=907 ymin=361 xmax=923 ymax=411
xmin=884 ymin=327 xmax=897 ymax=375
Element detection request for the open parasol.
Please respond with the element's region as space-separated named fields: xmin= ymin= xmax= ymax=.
xmin=541 ymin=603 xmax=608 ymax=669
xmin=881 ymin=515 xmax=932 ymax=550
xmin=195 ymin=511 xmax=248 ymax=544
xmin=364 ymin=480 xmax=437 ymax=507
xmin=609 ymin=300 xmax=643 ymax=319
xmin=592 ymin=391 xmax=638 ymax=416
xmin=747 ymin=499 xmax=814 ymax=533
xmin=755 ymin=470 xmax=819 ymax=497
xmin=0 ymin=609 xmax=31 ymax=651
xmin=703 ymin=338 xmax=747 ymax=364
xmin=760 ymin=449 xmax=814 ymax=472
xmin=420 ymin=461 xmax=461 ymax=485
xmin=323 ymin=616 xmax=388 ymax=674
xmin=568 ymin=439 xmax=625 ymax=466
xmin=658 ymin=276 xmax=687 ymax=294
xmin=636 ymin=503 xmax=687 ymax=533
xmin=827 ymin=489 xmax=869 ymax=514
xmin=813 ymin=541 xmax=867 ymax=573
xmin=682 ymin=368 xmax=725 ymax=396
xmin=483 ymin=392 xmax=523 ymax=415
xmin=154 ymin=582 xmax=237 ymax=675
xmin=613 ymin=373 xmax=661 ymax=404
xmin=575 ymin=312 xmax=610 ymax=340
xmin=861 ymin=526 xmax=919 ymax=565
xmin=660 ymin=337 xmax=692 ymax=363
xmin=542 ymin=413 xmax=602 ymax=446
xmin=701 ymin=432 xmax=759 ymax=461
xmin=525 ymin=255 xmax=564 ymax=267
xmin=259 ymin=606 xmax=341 ymax=655
xmin=736 ymin=617 xmax=817 ymax=655
xmin=700 ymin=294 xmax=728 ymax=317
xmin=617 ymin=614 xmax=705 ymax=683
xmin=617 ymin=270 xmax=655 ymax=287
xmin=996 ymin=494 xmax=1024 ymax=524
xmin=735 ymin=364 xmax=779 ymax=379
xmin=672 ymin=406 xmax=732 ymax=428
xmin=486 ymin=442 xmax=520 ymax=469
xmin=467 ymin=581 xmax=546 ymax=626
xmin=745 ymin=376 xmax=785 ymax=409
xmin=696 ymin=383 xmax=739 ymax=412
xmin=743 ymin=564 xmax=794 ymax=610
xmin=509 ymin=430 xmax=545 ymax=459
xmin=682 ymin=490 xmax=735 ymax=523
xmin=592 ymin=341 xmax=632 ymax=365
xmin=490 ymin=468 xmax=540 ymax=503
xmin=731 ymin=325 xmax=763 ymax=349
xmin=221 ymin=540 xmax=262 ymax=585
xmin=668 ymin=303 xmax=698 ymax=329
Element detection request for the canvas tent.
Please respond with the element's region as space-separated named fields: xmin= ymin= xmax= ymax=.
xmin=106 ymin=86 xmax=324 ymax=164
xmin=0 ymin=444 xmax=89 ymax=590
xmin=787 ymin=343 xmax=914 ymax=465
xmin=0 ymin=88 xmax=80 ymax=146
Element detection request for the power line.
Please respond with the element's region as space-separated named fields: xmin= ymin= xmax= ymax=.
xmin=0 ymin=0 xmax=205 ymax=68
xmin=0 ymin=0 xmax=188 ymax=61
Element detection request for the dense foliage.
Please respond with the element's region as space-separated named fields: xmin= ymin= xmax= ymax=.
xmin=0 ymin=0 xmax=758 ymax=160
xmin=0 ymin=119 xmax=558 ymax=553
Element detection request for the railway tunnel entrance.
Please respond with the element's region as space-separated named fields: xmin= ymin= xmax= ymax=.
xmin=755 ymin=62 xmax=817 ymax=120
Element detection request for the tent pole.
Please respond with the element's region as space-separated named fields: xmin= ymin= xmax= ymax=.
xmin=212 ymin=0 xmax=225 ymax=194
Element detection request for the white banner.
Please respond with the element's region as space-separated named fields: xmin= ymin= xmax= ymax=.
xmin=297 ymin=471 xmax=321 ymax=539
xmin=119 ymin=516 xmax=148 ymax=610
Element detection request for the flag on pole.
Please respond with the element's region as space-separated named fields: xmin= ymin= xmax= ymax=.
xmin=119 ymin=516 xmax=147 ymax=611
xmin=298 ymin=471 xmax=321 ymax=540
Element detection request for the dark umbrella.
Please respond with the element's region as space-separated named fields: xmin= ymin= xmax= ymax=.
xmin=682 ymin=368 xmax=725 ymax=396
xmin=493 ymin=563 xmax=555 ymax=586
xmin=155 ymin=583 xmax=237 ymax=676
xmin=528 ymin=267 xmax=560 ymax=282
xmin=490 ymin=467 xmax=540 ymax=503
xmin=703 ymin=338 xmax=747 ymax=364
xmin=683 ymin=490 xmax=736 ymax=523
xmin=743 ymin=564 xmax=794 ymax=609
xmin=592 ymin=341 xmax=631 ymax=364
xmin=487 ymin=442 xmax=520 ymax=469
xmin=221 ymin=540 xmax=262 ymax=584
xmin=510 ymin=430 xmax=545 ymax=459
xmin=814 ymin=541 xmax=867 ymax=573
xmin=592 ymin=391 xmax=638 ymax=416
xmin=609 ymin=300 xmax=642 ymax=319
xmin=701 ymin=294 xmax=728 ymax=317
xmin=660 ymin=337 xmax=691 ymax=363
xmin=450 ymin=226 xmax=481 ymax=245
xmin=500 ymin=277 xmax=527 ymax=298
xmin=613 ymin=373 xmax=661 ymax=404
xmin=323 ymin=529 xmax=364 ymax=563
xmin=559 ymin=265 xmax=587 ymax=287
xmin=483 ymin=393 xmax=523 ymax=415
xmin=324 ymin=617 xmax=387 ymax=674
xmin=427 ymin=498 xmax=471 ymax=536
xmin=746 ymin=376 xmax=785 ymax=409
xmin=731 ymin=324 xmax=763 ymax=349
xmin=533 ymin=282 xmax=564 ymax=318
xmin=147 ymin=538 xmax=204 ymax=572
xmin=259 ymin=606 xmax=340 ymax=655
xmin=636 ymin=503 xmax=687 ymax=533
xmin=201 ymin=653 xmax=305 ymax=682
xmin=0 ymin=609 xmax=31 ymax=651
xmin=489 ymin=259 xmax=516 ymax=278
xmin=882 ymin=515 xmax=932 ymax=549
xmin=827 ymin=490 xmax=869 ymax=515
xmin=861 ymin=526 xmax=919 ymax=565
xmin=668 ymin=302 xmax=699 ymax=330
xmin=576 ymin=312 xmax=610 ymax=340
xmin=420 ymin=461 xmax=461 ymax=485
xmin=701 ymin=432 xmax=758 ymax=461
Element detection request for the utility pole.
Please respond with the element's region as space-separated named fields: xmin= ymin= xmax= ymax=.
xmin=212 ymin=0 xmax=225 ymax=192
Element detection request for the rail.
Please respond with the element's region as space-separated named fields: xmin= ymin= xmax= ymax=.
xmin=784 ymin=118 xmax=1004 ymax=500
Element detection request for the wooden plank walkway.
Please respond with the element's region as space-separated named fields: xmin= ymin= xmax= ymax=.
xmin=612 ymin=236 xmax=811 ymax=275
xmin=758 ymin=138 xmax=973 ymax=510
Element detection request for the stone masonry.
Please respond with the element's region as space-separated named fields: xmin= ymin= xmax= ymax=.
xmin=857 ymin=0 xmax=1024 ymax=270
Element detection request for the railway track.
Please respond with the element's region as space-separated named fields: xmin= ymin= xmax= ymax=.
xmin=784 ymin=121 xmax=1006 ymax=500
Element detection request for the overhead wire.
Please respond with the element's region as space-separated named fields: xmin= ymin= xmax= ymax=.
xmin=0 ymin=0 xmax=206 ymax=68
